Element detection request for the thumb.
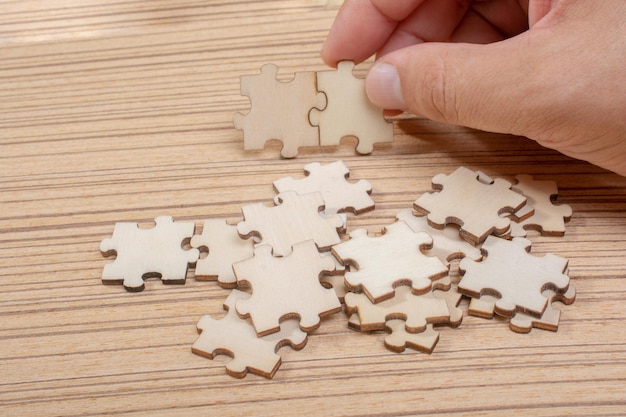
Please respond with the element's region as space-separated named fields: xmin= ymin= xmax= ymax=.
xmin=365 ymin=39 xmax=532 ymax=135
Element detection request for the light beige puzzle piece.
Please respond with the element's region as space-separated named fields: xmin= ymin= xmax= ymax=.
xmin=273 ymin=160 xmax=374 ymax=215
xmin=237 ymin=191 xmax=345 ymax=257
xmin=233 ymin=240 xmax=342 ymax=336
xmin=384 ymin=322 xmax=440 ymax=353
xmin=396 ymin=209 xmax=482 ymax=265
xmin=309 ymin=61 xmax=394 ymax=154
xmin=192 ymin=290 xmax=307 ymax=379
xmin=332 ymin=221 xmax=448 ymax=303
xmin=100 ymin=216 xmax=199 ymax=292
xmin=509 ymin=174 xmax=573 ymax=237
xmin=344 ymin=285 xmax=452 ymax=333
xmin=459 ymin=236 xmax=570 ymax=317
xmin=234 ymin=64 xmax=326 ymax=158
xmin=414 ymin=166 xmax=527 ymax=245
xmin=190 ymin=219 xmax=254 ymax=288
xmin=319 ymin=252 xmax=347 ymax=302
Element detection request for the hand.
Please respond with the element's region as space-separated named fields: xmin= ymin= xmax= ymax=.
xmin=321 ymin=0 xmax=626 ymax=176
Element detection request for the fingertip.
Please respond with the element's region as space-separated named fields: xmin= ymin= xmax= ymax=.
xmin=365 ymin=62 xmax=407 ymax=111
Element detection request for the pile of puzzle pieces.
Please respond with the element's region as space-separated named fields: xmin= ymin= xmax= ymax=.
xmin=234 ymin=61 xmax=394 ymax=158
xmin=100 ymin=163 xmax=574 ymax=379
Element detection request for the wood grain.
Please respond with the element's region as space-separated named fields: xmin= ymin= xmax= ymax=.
xmin=1 ymin=1 xmax=625 ymax=416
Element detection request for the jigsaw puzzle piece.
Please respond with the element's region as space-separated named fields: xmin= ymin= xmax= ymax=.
xmin=100 ymin=216 xmax=199 ymax=292
xmin=273 ymin=160 xmax=374 ymax=215
xmin=384 ymin=322 xmax=441 ymax=353
xmin=234 ymin=64 xmax=326 ymax=158
xmin=237 ymin=191 xmax=345 ymax=257
xmin=414 ymin=166 xmax=527 ymax=245
xmin=396 ymin=209 xmax=482 ymax=265
xmin=192 ymin=290 xmax=307 ymax=379
xmin=509 ymin=285 xmax=576 ymax=333
xmin=233 ymin=240 xmax=342 ymax=336
xmin=190 ymin=219 xmax=254 ymax=288
xmin=309 ymin=61 xmax=394 ymax=154
xmin=458 ymin=236 xmax=570 ymax=317
xmin=332 ymin=221 xmax=448 ymax=303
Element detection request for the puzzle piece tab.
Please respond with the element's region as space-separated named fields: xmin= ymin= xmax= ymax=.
xmin=100 ymin=216 xmax=199 ymax=292
xmin=233 ymin=240 xmax=342 ymax=336
xmin=414 ymin=166 xmax=527 ymax=245
xmin=237 ymin=191 xmax=345 ymax=257
xmin=234 ymin=64 xmax=326 ymax=158
xmin=458 ymin=236 xmax=570 ymax=317
xmin=310 ymin=61 xmax=394 ymax=154
xmin=332 ymin=221 xmax=448 ymax=303
xmin=273 ymin=160 xmax=374 ymax=215
xmin=192 ymin=290 xmax=307 ymax=379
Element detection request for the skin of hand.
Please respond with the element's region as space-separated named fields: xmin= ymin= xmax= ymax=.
xmin=321 ymin=0 xmax=626 ymax=176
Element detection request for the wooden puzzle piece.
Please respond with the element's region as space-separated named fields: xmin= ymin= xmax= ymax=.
xmin=192 ymin=290 xmax=307 ymax=379
xmin=319 ymin=252 xmax=347 ymax=302
xmin=414 ymin=166 xmax=527 ymax=245
xmin=190 ymin=219 xmax=254 ymax=288
xmin=273 ymin=160 xmax=374 ymax=215
xmin=234 ymin=64 xmax=326 ymax=158
xmin=384 ymin=322 xmax=440 ymax=353
xmin=332 ymin=221 xmax=448 ymax=303
xmin=396 ymin=209 xmax=482 ymax=265
xmin=237 ymin=191 xmax=345 ymax=257
xmin=458 ymin=236 xmax=570 ymax=317
xmin=233 ymin=240 xmax=342 ymax=336
xmin=309 ymin=61 xmax=394 ymax=154
xmin=508 ymin=174 xmax=572 ymax=237
xmin=100 ymin=216 xmax=199 ymax=292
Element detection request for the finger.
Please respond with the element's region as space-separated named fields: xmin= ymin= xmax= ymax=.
xmin=528 ymin=0 xmax=555 ymax=27
xmin=471 ymin=0 xmax=529 ymax=36
xmin=448 ymin=9 xmax=507 ymax=44
xmin=321 ymin=0 xmax=428 ymax=66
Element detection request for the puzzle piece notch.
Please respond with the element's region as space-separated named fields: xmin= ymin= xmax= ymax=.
xmin=234 ymin=63 xmax=326 ymax=158
xmin=190 ymin=219 xmax=254 ymax=288
xmin=233 ymin=240 xmax=342 ymax=336
xmin=100 ymin=216 xmax=199 ymax=292
xmin=192 ymin=290 xmax=307 ymax=379
xmin=237 ymin=191 xmax=345 ymax=257
xmin=509 ymin=174 xmax=573 ymax=237
xmin=310 ymin=61 xmax=394 ymax=154
xmin=332 ymin=221 xmax=449 ymax=303
xmin=458 ymin=236 xmax=570 ymax=317
xmin=414 ymin=166 xmax=527 ymax=245
xmin=273 ymin=160 xmax=375 ymax=215
xmin=396 ymin=209 xmax=482 ymax=265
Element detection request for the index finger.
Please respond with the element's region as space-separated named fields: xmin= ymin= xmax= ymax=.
xmin=321 ymin=0 xmax=428 ymax=66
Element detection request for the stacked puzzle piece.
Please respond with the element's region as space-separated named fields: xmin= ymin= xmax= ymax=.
xmin=100 ymin=163 xmax=574 ymax=378
xmin=234 ymin=61 xmax=394 ymax=158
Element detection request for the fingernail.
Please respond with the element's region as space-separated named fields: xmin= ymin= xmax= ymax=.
xmin=366 ymin=62 xmax=406 ymax=110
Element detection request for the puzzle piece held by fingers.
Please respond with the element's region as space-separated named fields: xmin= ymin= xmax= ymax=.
xmin=192 ymin=290 xmax=307 ymax=379
xmin=509 ymin=174 xmax=573 ymax=237
xmin=190 ymin=219 xmax=254 ymax=288
xmin=332 ymin=221 xmax=448 ymax=303
xmin=310 ymin=61 xmax=394 ymax=154
xmin=237 ymin=191 xmax=345 ymax=257
xmin=233 ymin=240 xmax=341 ymax=336
xmin=273 ymin=160 xmax=374 ymax=215
xmin=100 ymin=216 xmax=199 ymax=292
xmin=234 ymin=64 xmax=326 ymax=158
xmin=414 ymin=166 xmax=527 ymax=245
xmin=459 ymin=236 xmax=570 ymax=317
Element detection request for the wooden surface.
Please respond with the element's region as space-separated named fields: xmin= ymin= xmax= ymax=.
xmin=1 ymin=1 xmax=625 ymax=415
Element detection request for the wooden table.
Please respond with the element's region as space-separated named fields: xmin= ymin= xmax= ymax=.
xmin=2 ymin=1 xmax=625 ymax=415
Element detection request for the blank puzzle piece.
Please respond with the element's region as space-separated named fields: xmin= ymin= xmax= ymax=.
xmin=100 ymin=216 xmax=199 ymax=292
xmin=237 ymin=191 xmax=345 ymax=257
xmin=234 ymin=63 xmax=326 ymax=158
xmin=310 ymin=61 xmax=394 ymax=154
xmin=459 ymin=236 xmax=570 ymax=317
xmin=192 ymin=290 xmax=307 ymax=379
xmin=384 ymin=322 xmax=440 ymax=353
xmin=414 ymin=166 xmax=527 ymax=245
xmin=509 ymin=174 xmax=572 ymax=237
xmin=273 ymin=160 xmax=374 ymax=215
xmin=396 ymin=209 xmax=482 ymax=265
xmin=190 ymin=219 xmax=254 ymax=288
xmin=332 ymin=220 xmax=448 ymax=303
xmin=233 ymin=240 xmax=342 ymax=336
